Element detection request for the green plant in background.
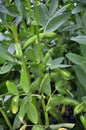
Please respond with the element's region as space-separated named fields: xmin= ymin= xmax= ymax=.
xmin=0 ymin=0 xmax=86 ymax=130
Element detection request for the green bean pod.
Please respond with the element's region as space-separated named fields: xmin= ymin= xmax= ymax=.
xmin=47 ymin=95 xmax=79 ymax=107
xmin=40 ymin=73 xmax=49 ymax=91
xmin=15 ymin=43 xmax=23 ymax=58
xmin=74 ymin=103 xmax=85 ymax=115
xmin=23 ymin=32 xmax=57 ymax=50
xmin=43 ymin=48 xmax=53 ymax=69
xmin=58 ymin=69 xmax=72 ymax=79
xmin=80 ymin=115 xmax=86 ymax=128
xmin=62 ymin=98 xmax=79 ymax=106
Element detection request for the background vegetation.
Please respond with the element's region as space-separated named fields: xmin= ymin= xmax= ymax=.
xmin=0 ymin=0 xmax=86 ymax=130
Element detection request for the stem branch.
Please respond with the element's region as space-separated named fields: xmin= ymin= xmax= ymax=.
xmin=0 ymin=107 xmax=12 ymax=130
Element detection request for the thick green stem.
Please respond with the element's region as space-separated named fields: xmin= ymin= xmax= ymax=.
xmin=41 ymin=98 xmax=49 ymax=127
xmin=35 ymin=0 xmax=41 ymax=62
xmin=26 ymin=0 xmax=34 ymax=34
xmin=0 ymin=107 xmax=12 ymax=130
xmin=35 ymin=0 xmax=43 ymax=82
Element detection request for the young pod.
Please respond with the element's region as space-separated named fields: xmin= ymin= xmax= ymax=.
xmin=74 ymin=103 xmax=85 ymax=115
xmin=15 ymin=43 xmax=23 ymax=58
xmin=80 ymin=115 xmax=86 ymax=128
xmin=11 ymin=96 xmax=19 ymax=114
xmin=58 ymin=69 xmax=71 ymax=79
xmin=43 ymin=48 xmax=53 ymax=68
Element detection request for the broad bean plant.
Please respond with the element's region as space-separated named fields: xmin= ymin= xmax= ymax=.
xmin=0 ymin=0 xmax=86 ymax=130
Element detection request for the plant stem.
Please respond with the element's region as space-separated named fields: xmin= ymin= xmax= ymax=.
xmin=35 ymin=0 xmax=41 ymax=62
xmin=41 ymin=98 xmax=49 ymax=127
xmin=0 ymin=107 xmax=12 ymax=130
xmin=26 ymin=0 xmax=34 ymax=35
xmin=35 ymin=0 xmax=43 ymax=82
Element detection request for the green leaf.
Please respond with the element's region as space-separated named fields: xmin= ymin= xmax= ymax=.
xmin=13 ymin=114 xmax=21 ymax=130
xmin=50 ymin=4 xmax=70 ymax=20
xmin=0 ymin=57 xmax=5 ymax=64
xmin=62 ymin=24 xmax=81 ymax=32
xmin=40 ymin=74 xmax=51 ymax=96
xmin=24 ymin=47 xmax=36 ymax=61
xmin=80 ymin=61 xmax=86 ymax=74
xmin=71 ymin=35 xmax=86 ymax=45
xmin=32 ymin=125 xmax=45 ymax=130
xmin=72 ymin=4 xmax=85 ymax=14
xmin=19 ymin=95 xmax=32 ymax=122
xmin=0 ymin=3 xmax=19 ymax=17
xmin=82 ymin=96 xmax=86 ymax=105
xmin=38 ymin=4 xmax=48 ymax=26
xmin=6 ymin=5 xmax=20 ymax=16
xmin=45 ymin=13 xmax=69 ymax=32
xmin=50 ymin=123 xmax=75 ymax=129
xmin=0 ymin=64 xmax=13 ymax=74
xmin=14 ymin=0 xmax=22 ymax=15
xmin=83 ymin=13 xmax=86 ymax=31
xmin=49 ymin=0 xmax=58 ymax=17
xmin=81 ymin=45 xmax=86 ymax=57
xmin=0 ymin=47 xmax=14 ymax=62
xmin=51 ymin=57 xmax=64 ymax=65
xmin=6 ymin=81 xmax=18 ymax=95
xmin=49 ymin=64 xmax=71 ymax=70
xmin=55 ymin=79 xmax=68 ymax=95
xmin=75 ymin=14 xmax=82 ymax=26
xmin=20 ymin=60 xmax=31 ymax=93
xmin=74 ymin=65 xmax=86 ymax=89
xmin=66 ymin=53 xmax=85 ymax=65
xmin=77 ymin=0 xmax=86 ymax=4
xmin=31 ymin=78 xmax=40 ymax=92
xmin=27 ymin=102 xmax=38 ymax=124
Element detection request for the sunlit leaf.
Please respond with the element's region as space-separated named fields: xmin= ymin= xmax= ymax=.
xmin=6 ymin=81 xmax=18 ymax=95
xmin=45 ymin=13 xmax=69 ymax=32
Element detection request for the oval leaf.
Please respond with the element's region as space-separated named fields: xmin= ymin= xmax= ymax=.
xmin=19 ymin=95 xmax=32 ymax=122
xmin=32 ymin=125 xmax=45 ymax=130
xmin=71 ymin=35 xmax=86 ymax=45
xmin=45 ymin=13 xmax=69 ymax=32
xmin=49 ymin=0 xmax=58 ymax=17
xmin=38 ymin=4 xmax=48 ymax=26
xmin=6 ymin=81 xmax=18 ymax=95
xmin=66 ymin=53 xmax=85 ymax=65
xmin=20 ymin=60 xmax=31 ymax=93
xmin=27 ymin=102 xmax=38 ymax=124
xmin=74 ymin=65 xmax=86 ymax=89
xmin=72 ymin=5 xmax=85 ymax=14
xmin=0 ymin=64 xmax=13 ymax=74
